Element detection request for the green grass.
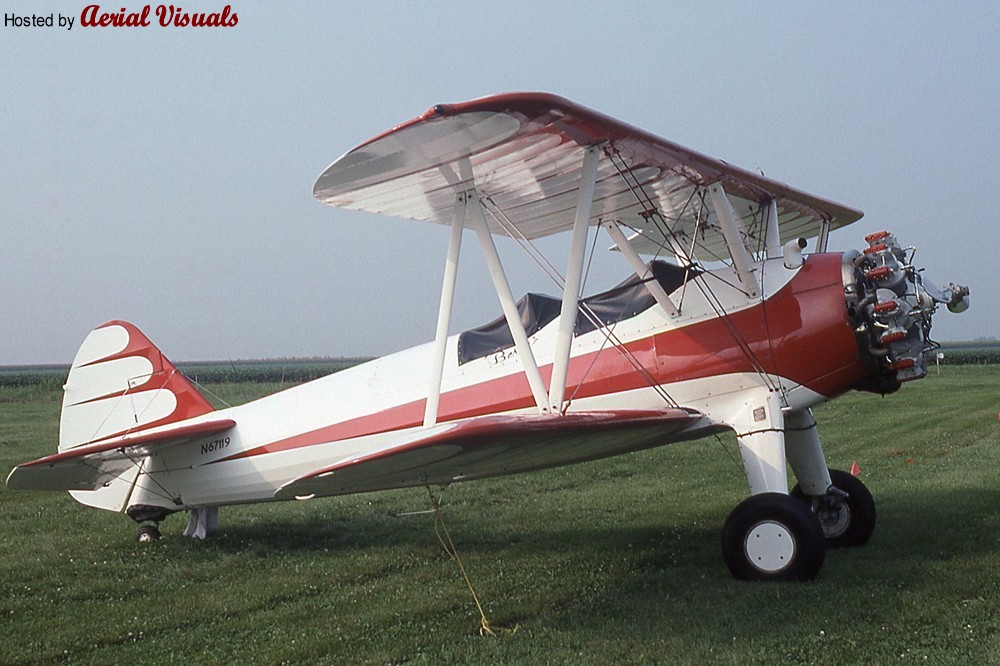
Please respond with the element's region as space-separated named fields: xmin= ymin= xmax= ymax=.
xmin=1 ymin=367 xmax=999 ymax=664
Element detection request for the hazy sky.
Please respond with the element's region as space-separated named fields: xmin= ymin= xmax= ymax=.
xmin=2 ymin=2 xmax=996 ymax=364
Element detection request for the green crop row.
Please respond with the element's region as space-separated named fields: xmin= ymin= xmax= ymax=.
xmin=937 ymin=348 xmax=1000 ymax=365
xmin=0 ymin=359 xmax=370 ymax=390
xmin=2 ymin=349 xmax=996 ymax=391
xmin=178 ymin=359 xmax=369 ymax=385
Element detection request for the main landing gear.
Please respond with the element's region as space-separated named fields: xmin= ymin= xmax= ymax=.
xmin=720 ymin=398 xmax=877 ymax=581
xmin=128 ymin=507 xmax=221 ymax=542
xmin=127 ymin=504 xmax=169 ymax=543
xmin=721 ymin=470 xmax=877 ymax=582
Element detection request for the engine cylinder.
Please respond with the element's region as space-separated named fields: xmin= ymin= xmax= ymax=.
xmin=844 ymin=230 xmax=959 ymax=391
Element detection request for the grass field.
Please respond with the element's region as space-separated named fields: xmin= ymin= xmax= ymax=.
xmin=1 ymin=367 xmax=998 ymax=664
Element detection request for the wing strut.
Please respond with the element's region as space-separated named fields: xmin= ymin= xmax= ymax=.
xmin=601 ymin=220 xmax=679 ymax=317
xmin=707 ymin=184 xmax=760 ymax=298
xmin=764 ymin=199 xmax=782 ymax=260
xmin=468 ymin=193 xmax=550 ymax=414
xmin=424 ymin=191 xmax=470 ymax=427
xmin=548 ymin=145 xmax=600 ymax=412
xmin=816 ymin=219 xmax=831 ymax=253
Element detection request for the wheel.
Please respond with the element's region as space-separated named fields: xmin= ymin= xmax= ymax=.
xmin=135 ymin=524 xmax=161 ymax=543
xmin=722 ymin=493 xmax=826 ymax=581
xmin=790 ymin=468 xmax=876 ymax=548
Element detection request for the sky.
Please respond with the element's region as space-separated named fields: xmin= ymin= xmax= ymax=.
xmin=2 ymin=2 xmax=997 ymax=365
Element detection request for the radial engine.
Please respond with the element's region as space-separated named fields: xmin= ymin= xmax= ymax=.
xmin=844 ymin=230 xmax=969 ymax=393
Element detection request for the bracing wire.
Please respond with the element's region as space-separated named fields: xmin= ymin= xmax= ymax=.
xmin=566 ymin=301 xmax=679 ymax=410
xmin=603 ymin=145 xmax=780 ymax=393
xmin=480 ymin=195 xmax=565 ymax=291
xmin=479 ymin=193 xmax=681 ymax=409
xmin=579 ymin=223 xmax=601 ymax=297
xmin=187 ymin=375 xmax=233 ymax=409
xmin=74 ymin=361 xmax=231 ymax=507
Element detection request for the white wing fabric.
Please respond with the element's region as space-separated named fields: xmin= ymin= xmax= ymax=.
xmin=314 ymin=92 xmax=863 ymax=258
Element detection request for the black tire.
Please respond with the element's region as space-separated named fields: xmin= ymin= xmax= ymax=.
xmin=722 ymin=493 xmax=826 ymax=581
xmin=135 ymin=525 xmax=161 ymax=543
xmin=790 ymin=469 xmax=876 ymax=548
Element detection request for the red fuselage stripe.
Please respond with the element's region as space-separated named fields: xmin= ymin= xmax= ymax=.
xmin=219 ymin=254 xmax=864 ymax=462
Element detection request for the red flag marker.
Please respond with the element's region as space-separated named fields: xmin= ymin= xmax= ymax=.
xmin=850 ymin=460 xmax=862 ymax=477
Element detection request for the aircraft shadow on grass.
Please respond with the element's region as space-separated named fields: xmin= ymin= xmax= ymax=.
xmin=199 ymin=483 xmax=1000 ymax=585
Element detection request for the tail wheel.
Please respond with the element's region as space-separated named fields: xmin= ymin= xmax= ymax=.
xmin=791 ymin=468 xmax=876 ymax=548
xmin=135 ymin=525 xmax=162 ymax=543
xmin=722 ymin=493 xmax=826 ymax=581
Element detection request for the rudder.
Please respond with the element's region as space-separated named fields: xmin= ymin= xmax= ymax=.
xmin=60 ymin=320 xmax=214 ymax=452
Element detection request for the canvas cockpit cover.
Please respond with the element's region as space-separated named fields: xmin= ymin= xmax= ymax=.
xmin=576 ymin=260 xmax=699 ymax=336
xmin=458 ymin=292 xmax=560 ymax=365
xmin=457 ymin=260 xmax=697 ymax=365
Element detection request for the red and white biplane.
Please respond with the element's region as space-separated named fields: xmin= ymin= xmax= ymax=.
xmin=8 ymin=93 xmax=970 ymax=580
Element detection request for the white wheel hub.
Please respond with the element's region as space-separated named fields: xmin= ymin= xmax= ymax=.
xmin=744 ymin=520 xmax=796 ymax=573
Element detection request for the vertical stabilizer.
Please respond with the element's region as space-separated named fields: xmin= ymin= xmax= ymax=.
xmin=59 ymin=321 xmax=214 ymax=512
xmin=60 ymin=320 xmax=214 ymax=451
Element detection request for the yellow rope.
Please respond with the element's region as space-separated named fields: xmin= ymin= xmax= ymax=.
xmin=426 ymin=487 xmax=518 ymax=637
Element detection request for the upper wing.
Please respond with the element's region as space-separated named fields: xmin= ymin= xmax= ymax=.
xmin=313 ymin=92 xmax=863 ymax=258
xmin=6 ymin=418 xmax=236 ymax=492
xmin=275 ymin=408 xmax=700 ymax=500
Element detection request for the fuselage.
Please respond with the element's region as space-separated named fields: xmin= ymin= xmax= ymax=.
xmin=127 ymin=252 xmax=867 ymax=512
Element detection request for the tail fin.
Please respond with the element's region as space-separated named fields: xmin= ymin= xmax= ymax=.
xmin=60 ymin=320 xmax=214 ymax=452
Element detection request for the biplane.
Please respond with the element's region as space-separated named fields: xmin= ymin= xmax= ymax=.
xmin=7 ymin=93 xmax=970 ymax=581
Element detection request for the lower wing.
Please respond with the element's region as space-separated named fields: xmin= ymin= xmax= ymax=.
xmin=275 ymin=408 xmax=701 ymax=500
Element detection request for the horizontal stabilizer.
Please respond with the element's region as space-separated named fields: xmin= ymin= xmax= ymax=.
xmin=6 ymin=419 xmax=235 ymax=492
xmin=275 ymin=408 xmax=700 ymax=500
